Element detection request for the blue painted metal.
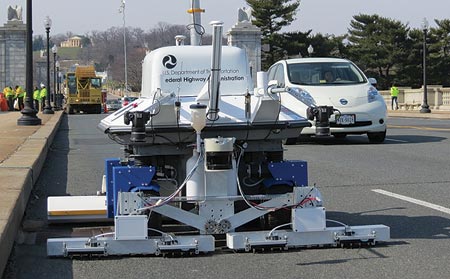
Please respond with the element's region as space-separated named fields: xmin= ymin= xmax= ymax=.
xmin=263 ymin=160 xmax=308 ymax=188
xmin=105 ymin=158 xmax=159 ymax=217
xmin=105 ymin=158 xmax=122 ymax=218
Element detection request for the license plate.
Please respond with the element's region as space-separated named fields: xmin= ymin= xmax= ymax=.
xmin=336 ymin=114 xmax=355 ymax=125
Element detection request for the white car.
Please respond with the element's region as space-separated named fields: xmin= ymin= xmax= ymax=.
xmin=267 ymin=57 xmax=387 ymax=144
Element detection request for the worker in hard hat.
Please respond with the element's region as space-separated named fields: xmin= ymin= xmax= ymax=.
xmin=15 ymin=85 xmax=25 ymax=110
xmin=40 ymin=84 xmax=47 ymax=111
xmin=33 ymin=86 xmax=41 ymax=111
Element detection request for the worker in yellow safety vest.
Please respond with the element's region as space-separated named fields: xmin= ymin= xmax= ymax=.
xmin=390 ymin=84 xmax=399 ymax=110
xmin=40 ymin=84 xmax=47 ymax=111
xmin=3 ymin=86 xmax=15 ymax=111
xmin=15 ymin=85 xmax=25 ymax=110
xmin=33 ymin=86 xmax=41 ymax=111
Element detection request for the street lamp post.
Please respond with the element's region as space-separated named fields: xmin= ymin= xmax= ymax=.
xmin=307 ymin=44 xmax=314 ymax=57
xmin=18 ymin=0 xmax=42 ymax=126
xmin=420 ymin=18 xmax=431 ymax=113
xmin=51 ymin=45 xmax=58 ymax=110
xmin=119 ymin=0 xmax=128 ymax=95
xmin=56 ymin=61 xmax=60 ymax=110
xmin=43 ymin=16 xmax=54 ymax=114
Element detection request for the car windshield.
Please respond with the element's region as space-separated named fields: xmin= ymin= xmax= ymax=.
xmin=287 ymin=62 xmax=366 ymax=86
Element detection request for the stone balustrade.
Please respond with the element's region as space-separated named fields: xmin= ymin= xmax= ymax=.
xmin=379 ymin=85 xmax=450 ymax=111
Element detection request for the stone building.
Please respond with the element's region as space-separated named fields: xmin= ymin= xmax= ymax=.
xmin=0 ymin=19 xmax=26 ymax=90
xmin=60 ymin=36 xmax=82 ymax=48
xmin=227 ymin=7 xmax=262 ymax=85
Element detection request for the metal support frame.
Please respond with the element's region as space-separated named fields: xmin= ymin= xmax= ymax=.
xmin=47 ymin=235 xmax=215 ymax=257
xmin=47 ymin=185 xmax=390 ymax=256
xmin=226 ymin=225 xmax=390 ymax=251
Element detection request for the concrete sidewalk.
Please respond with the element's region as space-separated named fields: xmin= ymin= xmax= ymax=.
xmin=0 ymin=110 xmax=63 ymax=277
xmin=388 ymin=109 xmax=450 ymax=119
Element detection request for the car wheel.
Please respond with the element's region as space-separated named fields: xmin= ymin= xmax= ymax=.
xmin=65 ymin=104 xmax=73 ymax=114
xmin=368 ymin=131 xmax=386 ymax=144
xmin=283 ymin=138 xmax=297 ymax=145
xmin=333 ymin=134 xmax=347 ymax=139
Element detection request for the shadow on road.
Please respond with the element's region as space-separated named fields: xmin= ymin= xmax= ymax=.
xmin=327 ymin=210 xmax=450 ymax=240
xmin=287 ymin=134 xmax=447 ymax=145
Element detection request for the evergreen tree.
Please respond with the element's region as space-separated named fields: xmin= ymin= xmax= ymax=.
xmin=32 ymin=35 xmax=44 ymax=51
xmin=428 ymin=19 xmax=450 ymax=86
xmin=246 ymin=0 xmax=300 ymax=69
xmin=282 ymin=31 xmax=347 ymax=59
xmin=347 ymin=14 xmax=409 ymax=89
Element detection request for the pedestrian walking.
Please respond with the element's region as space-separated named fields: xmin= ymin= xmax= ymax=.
xmin=390 ymin=84 xmax=399 ymax=110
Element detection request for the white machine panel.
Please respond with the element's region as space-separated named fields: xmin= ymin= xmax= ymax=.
xmin=115 ymin=215 xmax=148 ymax=240
xmin=292 ymin=207 xmax=326 ymax=232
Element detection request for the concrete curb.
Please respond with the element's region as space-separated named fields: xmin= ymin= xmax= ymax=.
xmin=0 ymin=111 xmax=64 ymax=277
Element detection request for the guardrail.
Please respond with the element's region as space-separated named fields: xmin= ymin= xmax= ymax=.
xmin=380 ymin=85 xmax=450 ymax=111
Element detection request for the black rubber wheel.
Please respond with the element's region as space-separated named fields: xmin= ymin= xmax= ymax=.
xmin=368 ymin=131 xmax=386 ymax=144
xmin=283 ymin=138 xmax=297 ymax=145
xmin=65 ymin=104 xmax=73 ymax=114
xmin=334 ymin=134 xmax=347 ymax=139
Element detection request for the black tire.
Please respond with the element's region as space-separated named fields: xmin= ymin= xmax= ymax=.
xmin=65 ymin=104 xmax=73 ymax=114
xmin=97 ymin=104 xmax=103 ymax=114
xmin=333 ymin=134 xmax=347 ymax=139
xmin=283 ymin=138 xmax=297 ymax=145
xmin=368 ymin=131 xmax=386 ymax=144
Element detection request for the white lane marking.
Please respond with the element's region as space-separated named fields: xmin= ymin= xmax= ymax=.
xmin=385 ymin=138 xmax=408 ymax=143
xmin=372 ymin=189 xmax=450 ymax=215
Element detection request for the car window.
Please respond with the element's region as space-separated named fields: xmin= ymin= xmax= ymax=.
xmin=287 ymin=62 xmax=366 ymax=86
xmin=267 ymin=64 xmax=285 ymax=87
xmin=268 ymin=64 xmax=277 ymax=81
xmin=274 ymin=65 xmax=285 ymax=87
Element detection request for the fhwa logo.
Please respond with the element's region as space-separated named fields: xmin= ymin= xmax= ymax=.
xmin=162 ymin=55 xmax=177 ymax=69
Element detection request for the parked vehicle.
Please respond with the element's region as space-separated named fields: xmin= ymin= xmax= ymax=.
xmin=268 ymin=57 xmax=387 ymax=143
xmin=105 ymin=99 xmax=121 ymax=111
xmin=121 ymin=96 xmax=138 ymax=107
xmin=64 ymin=65 xmax=103 ymax=114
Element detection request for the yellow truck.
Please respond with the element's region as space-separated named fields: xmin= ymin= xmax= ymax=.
xmin=65 ymin=65 xmax=103 ymax=114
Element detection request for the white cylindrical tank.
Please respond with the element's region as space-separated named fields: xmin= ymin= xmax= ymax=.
xmin=256 ymin=71 xmax=268 ymax=95
xmin=186 ymin=150 xmax=205 ymax=201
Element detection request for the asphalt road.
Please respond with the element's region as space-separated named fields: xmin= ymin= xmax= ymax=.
xmin=3 ymin=115 xmax=450 ymax=279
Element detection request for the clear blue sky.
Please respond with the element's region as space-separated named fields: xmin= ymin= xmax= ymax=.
xmin=1 ymin=0 xmax=448 ymax=36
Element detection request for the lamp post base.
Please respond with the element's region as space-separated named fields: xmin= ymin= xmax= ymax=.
xmin=420 ymin=106 xmax=431 ymax=113
xmin=17 ymin=107 xmax=42 ymax=126
xmin=43 ymin=106 xmax=55 ymax=114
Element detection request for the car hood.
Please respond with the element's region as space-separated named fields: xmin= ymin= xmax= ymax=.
xmin=300 ymin=83 xmax=372 ymax=108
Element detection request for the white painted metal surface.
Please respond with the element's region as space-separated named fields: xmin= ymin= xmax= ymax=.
xmin=47 ymin=196 xmax=107 ymax=222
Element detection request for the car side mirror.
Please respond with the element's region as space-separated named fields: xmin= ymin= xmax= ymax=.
xmin=368 ymin=78 xmax=377 ymax=86
xmin=268 ymin=80 xmax=279 ymax=87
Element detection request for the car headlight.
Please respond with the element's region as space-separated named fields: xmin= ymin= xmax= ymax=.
xmin=286 ymin=87 xmax=316 ymax=107
xmin=368 ymin=86 xmax=379 ymax=103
